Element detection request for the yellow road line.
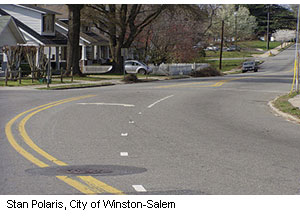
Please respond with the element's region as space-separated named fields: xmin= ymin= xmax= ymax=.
xmin=6 ymin=95 xmax=114 ymax=194
xmin=4 ymin=97 xmax=85 ymax=168
xmin=155 ymin=81 xmax=210 ymax=88
xmin=56 ymin=176 xmax=97 ymax=194
xmin=156 ymin=77 xmax=252 ymax=89
xmin=78 ymin=176 xmax=124 ymax=195
xmin=18 ymin=96 xmax=96 ymax=166
xmin=11 ymin=94 xmax=123 ymax=194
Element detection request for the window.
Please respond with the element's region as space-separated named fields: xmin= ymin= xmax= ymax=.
xmin=42 ymin=14 xmax=55 ymax=34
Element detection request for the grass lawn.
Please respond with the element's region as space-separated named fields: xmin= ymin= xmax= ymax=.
xmin=204 ymin=59 xmax=245 ymax=72
xmin=37 ymin=82 xmax=114 ymax=90
xmin=238 ymin=40 xmax=282 ymax=51
xmin=273 ymin=92 xmax=300 ymax=119
xmin=205 ymin=50 xmax=259 ymax=59
xmin=0 ymin=78 xmax=73 ymax=87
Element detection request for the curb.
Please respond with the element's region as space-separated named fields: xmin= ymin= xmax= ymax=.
xmin=268 ymin=96 xmax=300 ymax=124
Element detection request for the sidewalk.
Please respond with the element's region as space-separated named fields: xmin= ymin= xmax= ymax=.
xmin=253 ymin=42 xmax=292 ymax=58
xmin=289 ymin=94 xmax=300 ymax=109
xmin=0 ymin=79 xmax=123 ymax=90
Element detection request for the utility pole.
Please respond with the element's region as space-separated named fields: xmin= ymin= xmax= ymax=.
xmin=219 ymin=20 xmax=224 ymax=70
xmin=296 ymin=5 xmax=300 ymax=93
xmin=234 ymin=12 xmax=237 ymax=49
xmin=47 ymin=47 xmax=51 ymax=88
xmin=266 ymin=5 xmax=270 ymax=50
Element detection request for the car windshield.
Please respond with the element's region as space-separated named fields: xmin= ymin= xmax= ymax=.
xmin=243 ymin=62 xmax=254 ymax=66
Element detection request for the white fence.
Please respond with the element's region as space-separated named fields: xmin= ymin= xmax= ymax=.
xmin=149 ymin=63 xmax=210 ymax=76
xmin=82 ymin=63 xmax=209 ymax=75
xmin=82 ymin=65 xmax=112 ymax=74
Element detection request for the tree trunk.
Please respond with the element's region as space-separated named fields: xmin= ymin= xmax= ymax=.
xmin=66 ymin=5 xmax=84 ymax=76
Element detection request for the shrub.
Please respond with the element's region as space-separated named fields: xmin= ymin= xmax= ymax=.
xmin=191 ymin=66 xmax=223 ymax=77
xmin=122 ymin=74 xmax=139 ymax=83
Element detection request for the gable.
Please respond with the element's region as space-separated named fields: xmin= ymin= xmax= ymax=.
xmin=0 ymin=5 xmax=42 ymax=34
xmin=0 ymin=16 xmax=25 ymax=46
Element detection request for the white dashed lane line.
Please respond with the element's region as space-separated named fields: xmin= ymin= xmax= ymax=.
xmin=120 ymin=152 xmax=128 ymax=156
xmin=147 ymin=95 xmax=174 ymax=108
xmin=132 ymin=185 xmax=147 ymax=192
xmin=121 ymin=133 xmax=128 ymax=137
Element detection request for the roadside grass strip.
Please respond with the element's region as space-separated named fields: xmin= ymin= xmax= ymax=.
xmin=5 ymin=95 xmax=124 ymax=195
xmin=273 ymin=92 xmax=300 ymax=120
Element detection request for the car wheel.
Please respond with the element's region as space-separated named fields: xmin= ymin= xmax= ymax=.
xmin=254 ymin=69 xmax=258 ymax=72
xmin=138 ymin=68 xmax=147 ymax=75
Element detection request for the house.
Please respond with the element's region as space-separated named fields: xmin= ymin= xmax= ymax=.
xmin=0 ymin=4 xmax=111 ymax=72
xmin=55 ymin=19 xmax=111 ymax=66
xmin=0 ymin=15 xmax=26 ymax=70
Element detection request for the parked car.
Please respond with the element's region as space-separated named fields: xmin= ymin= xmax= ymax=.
xmin=227 ymin=45 xmax=241 ymax=52
xmin=124 ymin=60 xmax=152 ymax=74
xmin=205 ymin=46 xmax=219 ymax=51
xmin=242 ymin=61 xmax=258 ymax=72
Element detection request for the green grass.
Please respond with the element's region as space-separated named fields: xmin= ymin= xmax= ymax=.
xmin=205 ymin=59 xmax=245 ymax=72
xmin=238 ymin=40 xmax=282 ymax=51
xmin=0 ymin=79 xmax=73 ymax=87
xmin=273 ymin=92 xmax=300 ymax=119
xmin=205 ymin=50 xmax=258 ymax=59
xmin=37 ymin=82 xmax=114 ymax=90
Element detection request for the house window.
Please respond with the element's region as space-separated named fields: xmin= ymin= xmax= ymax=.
xmin=42 ymin=14 xmax=55 ymax=34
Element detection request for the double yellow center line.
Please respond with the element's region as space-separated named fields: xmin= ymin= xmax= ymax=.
xmin=156 ymin=77 xmax=250 ymax=89
xmin=5 ymin=95 xmax=123 ymax=195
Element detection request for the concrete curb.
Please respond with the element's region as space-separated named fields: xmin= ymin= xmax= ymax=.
xmin=268 ymin=95 xmax=300 ymax=124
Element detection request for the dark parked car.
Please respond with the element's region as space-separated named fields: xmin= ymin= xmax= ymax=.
xmin=242 ymin=61 xmax=258 ymax=72
xmin=227 ymin=45 xmax=241 ymax=52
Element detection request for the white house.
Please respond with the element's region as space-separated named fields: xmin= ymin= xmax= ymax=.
xmin=0 ymin=15 xmax=26 ymax=70
xmin=0 ymin=4 xmax=111 ymax=72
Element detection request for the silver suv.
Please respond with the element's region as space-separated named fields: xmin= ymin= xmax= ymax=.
xmin=242 ymin=61 xmax=258 ymax=72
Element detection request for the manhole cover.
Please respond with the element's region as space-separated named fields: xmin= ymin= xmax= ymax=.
xmin=64 ymin=168 xmax=112 ymax=175
xmin=26 ymin=165 xmax=147 ymax=176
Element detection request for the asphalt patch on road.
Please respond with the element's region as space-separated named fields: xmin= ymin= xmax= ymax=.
xmin=26 ymin=164 xmax=147 ymax=176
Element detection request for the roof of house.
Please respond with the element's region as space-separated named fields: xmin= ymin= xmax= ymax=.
xmin=0 ymin=8 xmax=67 ymax=46
xmin=56 ymin=19 xmax=109 ymax=45
xmin=18 ymin=4 xmax=60 ymax=15
xmin=0 ymin=15 xmax=26 ymax=44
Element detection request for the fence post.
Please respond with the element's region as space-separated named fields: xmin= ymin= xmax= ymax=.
xmin=5 ymin=68 xmax=8 ymax=86
xmin=60 ymin=68 xmax=63 ymax=83
xmin=31 ymin=71 xmax=34 ymax=83
xmin=18 ymin=68 xmax=22 ymax=84
xmin=71 ymin=67 xmax=73 ymax=83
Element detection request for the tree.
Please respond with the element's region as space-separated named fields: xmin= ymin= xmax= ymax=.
xmin=133 ymin=5 xmax=217 ymax=64
xmin=209 ymin=5 xmax=257 ymax=44
xmin=82 ymin=4 xmax=167 ymax=72
xmin=244 ymin=4 xmax=297 ymax=37
xmin=66 ymin=4 xmax=84 ymax=76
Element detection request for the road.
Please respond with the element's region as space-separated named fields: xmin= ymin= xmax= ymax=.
xmin=1 ymin=45 xmax=299 ymax=195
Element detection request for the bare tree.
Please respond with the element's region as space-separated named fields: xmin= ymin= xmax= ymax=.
xmin=66 ymin=4 xmax=84 ymax=76
xmin=134 ymin=5 xmax=217 ymax=64
xmin=83 ymin=4 xmax=167 ymax=73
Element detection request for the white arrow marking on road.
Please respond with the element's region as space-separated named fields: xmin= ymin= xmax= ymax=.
xmin=132 ymin=185 xmax=147 ymax=192
xmin=77 ymin=103 xmax=135 ymax=107
xmin=120 ymin=152 xmax=128 ymax=156
xmin=147 ymin=95 xmax=174 ymax=108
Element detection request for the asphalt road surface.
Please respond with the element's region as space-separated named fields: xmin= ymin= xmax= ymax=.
xmin=1 ymin=45 xmax=299 ymax=195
